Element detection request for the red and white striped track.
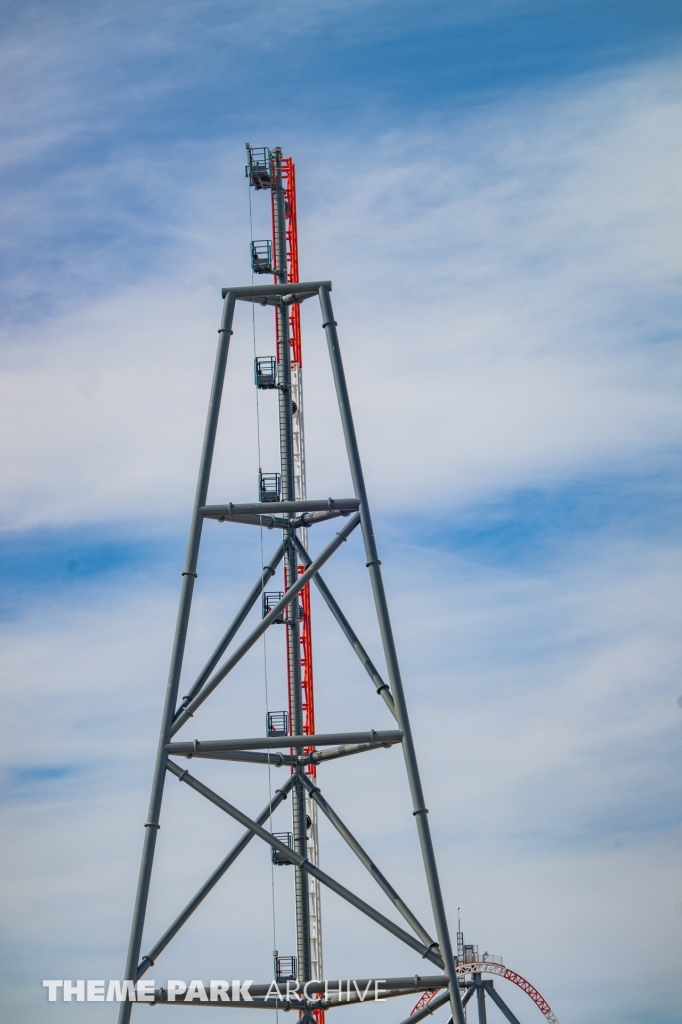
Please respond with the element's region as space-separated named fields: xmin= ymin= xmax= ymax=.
xmin=411 ymin=963 xmax=558 ymax=1024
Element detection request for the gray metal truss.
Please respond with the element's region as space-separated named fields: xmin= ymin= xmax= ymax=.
xmin=117 ymin=280 xmax=464 ymax=1024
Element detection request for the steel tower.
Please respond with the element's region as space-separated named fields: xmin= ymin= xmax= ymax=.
xmin=117 ymin=147 xmax=465 ymax=1024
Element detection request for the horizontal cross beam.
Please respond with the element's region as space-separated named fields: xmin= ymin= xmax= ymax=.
xmin=167 ymin=730 xmax=403 ymax=756
xmin=204 ymin=975 xmax=449 ymax=996
xmin=180 ymin=740 xmax=398 ymax=767
xmin=150 ymin=974 xmax=450 ymax=1007
xmin=221 ymin=280 xmax=331 ymax=301
xmin=150 ymin=991 xmax=435 ymax=1010
xmin=201 ymin=498 xmax=359 ymax=519
xmin=206 ymin=509 xmax=354 ymax=530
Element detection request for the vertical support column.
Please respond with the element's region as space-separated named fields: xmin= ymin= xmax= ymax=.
xmin=317 ymin=284 xmax=465 ymax=1024
xmin=272 ymin=148 xmax=311 ymax=987
xmin=117 ymin=291 xmax=236 ymax=1024
xmin=474 ymin=975 xmax=487 ymax=1024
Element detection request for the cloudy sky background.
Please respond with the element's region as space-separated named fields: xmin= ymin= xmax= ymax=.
xmin=1 ymin=2 xmax=681 ymax=1022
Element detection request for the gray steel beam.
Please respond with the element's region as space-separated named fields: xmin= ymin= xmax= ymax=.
xmin=292 ymin=534 xmax=396 ymax=718
xmin=396 ymin=984 xmax=478 ymax=1024
xmin=175 ymin=750 xmax=298 ymax=766
xmin=318 ymin=284 xmax=463 ymax=1024
xmin=441 ymin=985 xmax=478 ymax=1024
xmin=149 ymin=998 xmax=379 ymax=1010
xmin=151 ymin=975 xmax=449 ymax=999
xmin=396 ymin=990 xmax=450 ymax=1024
xmin=150 ymin=977 xmax=455 ymax=1010
xmin=117 ymin=290 xmax=237 ymax=1024
xmin=204 ymin=513 xmax=290 ymax=529
xmin=167 ymin=730 xmax=403 ymax=755
xmin=202 ymin=498 xmax=359 ymax=518
xmin=301 ymin=775 xmax=435 ymax=948
xmin=165 ymin=759 xmax=445 ymax=969
xmin=474 ymin=974 xmax=487 ymax=1024
xmin=151 ymin=999 xmax=394 ymax=1010
xmin=176 ymin=741 xmax=397 ymax=767
xmin=176 ymin=542 xmax=285 ymax=716
xmin=483 ymin=982 xmax=522 ymax=1024
xmin=136 ymin=775 xmax=296 ymax=979
xmin=294 ymin=509 xmax=354 ymax=527
xmin=206 ymin=509 xmax=353 ymax=530
xmin=150 ymin=991 xmax=441 ymax=1010
xmin=170 ymin=513 xmax=361 ymax=735
xmin=307 ymin=739 xmax=398 ymax=764
xmin=462 ymin=985 xmax=477 ymax=1007
xmin=221 ymin=280 xmax=331 ymax=300
xmin=153 ymin=999 xmax=293 ymax=1010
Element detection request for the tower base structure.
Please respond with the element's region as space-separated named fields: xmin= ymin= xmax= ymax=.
xmin=117 ymin=281 xmax=464 ymax=1024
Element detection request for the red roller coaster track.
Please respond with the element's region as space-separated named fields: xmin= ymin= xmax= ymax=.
xmin=411 ymin=962 xmax=559 ymax=1024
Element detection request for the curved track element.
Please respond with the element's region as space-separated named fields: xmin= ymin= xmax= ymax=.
xmin=410 ymin=963 xmax=558 ymax=1024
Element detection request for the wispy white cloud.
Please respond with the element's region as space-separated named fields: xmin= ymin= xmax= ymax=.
xmin=299 ymin=61 xmax=682 ymax=505
xmin=2 ymin=519 xmax=680 ymax=1021
xmin=1 ymin=61 xmax=680 ymax=529
xmin=1 ymin=6 xmax=681 ymax=1023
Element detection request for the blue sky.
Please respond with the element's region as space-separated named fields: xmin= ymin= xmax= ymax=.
xmin=1 ymin=2 xmax=681 ymax=1023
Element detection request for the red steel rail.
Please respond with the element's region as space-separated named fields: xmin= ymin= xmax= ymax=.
xmin=410 ymin=963 xmax=559 ymax=1024
xmin=273 ymin=154 xmax=322 ymax=1024
xmin=275 ymin=156 xmax=317 ymax=774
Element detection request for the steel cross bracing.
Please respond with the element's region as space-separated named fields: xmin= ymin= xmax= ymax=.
xmin=117 ymin=185 xmax=464 ymax=1024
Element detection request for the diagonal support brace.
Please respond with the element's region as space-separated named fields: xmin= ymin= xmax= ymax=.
xmin=171 ymin=513 xmax=360 ymax=734
xmin=165 ymin=759 xmax=445 ymax=969
xmin=136 ymin=774 xmax=296 ymax=979
xmin=396 ymin=985 xmax=476 ymax=1024
xmin=293 ymin=535 xmax=396 ymax=719
xmin=301 ymin=774 xmax=436 ymax=950
xmin=176 ymin=542 xmax=285 ymax=718
xmin=483 ymin=981 xmax=522 ymax=1024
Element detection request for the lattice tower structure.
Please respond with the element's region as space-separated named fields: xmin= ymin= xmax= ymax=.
xmin=116 ymin=145 xmax=468 ymax=1024
xmin=268 ymin=149 xmax=324 ymax=997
